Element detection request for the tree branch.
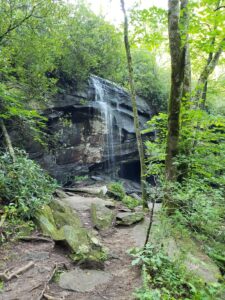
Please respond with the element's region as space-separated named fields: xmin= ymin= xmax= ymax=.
xmin=214 ymin=5 xmax=225 ymax=11
xmin=0 ymin=1 xmax=44 ymax=42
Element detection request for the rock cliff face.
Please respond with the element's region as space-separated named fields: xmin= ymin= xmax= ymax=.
xmin=19 ymin=76 xmax=152 ymax=184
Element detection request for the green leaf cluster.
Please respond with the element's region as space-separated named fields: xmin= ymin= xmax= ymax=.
xmin=130 ymin=244 xmax=224 ymax=299
xmin=0 ymin=149 xmax=57 ymax=219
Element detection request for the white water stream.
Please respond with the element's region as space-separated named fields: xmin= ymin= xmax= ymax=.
xmin=91 ymin=76 xmax=118 ymax=177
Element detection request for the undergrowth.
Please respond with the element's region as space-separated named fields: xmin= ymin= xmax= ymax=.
xmin=0 ymin=149 xmax=57 ymax=219
xmin=0 ymin=149 xmax=57 ymax=243
xmin=108 ymin=182 xmax=140 ymax=209
xmin=130 ymin=244 xmax=224 ymax=300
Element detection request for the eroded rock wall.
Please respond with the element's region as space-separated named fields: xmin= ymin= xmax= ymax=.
xmin=10 ymin=76 xmax=152 ymax=183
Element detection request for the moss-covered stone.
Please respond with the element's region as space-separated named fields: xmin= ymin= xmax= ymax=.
xmin=49 ymin=200 xmax=81 ymax=229
xmin=35 ymin=199 xmax=107 ymax=265
xmin=35 ymin=205 xmax=64 ymax=240
xmin=90 ymin=203 xmax=115 ymax=230
xmin=116 ymin=211 xmax=144 ymax=226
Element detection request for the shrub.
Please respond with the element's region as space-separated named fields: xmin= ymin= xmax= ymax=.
xmin=108 ymin=182 xmax=126 ymax=200
xmin=122 ymin=195 xmax=140 ymax=209
xmin=0 ymin=149 xmax=57 ymax=219
xmin=130 ymin=244 xmax=224 ymax=300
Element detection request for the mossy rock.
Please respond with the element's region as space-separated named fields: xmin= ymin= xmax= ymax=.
xmin=116 ymin=211 xmax=144 ymax=226
xmin=90 ymin=203 xmax=116 ymax=230
xmin=35 ymin=205 xmax=64 ymax=240
xmin=35 ymin=199 xmax=107 ymax=265
xmin=49 ymin=200 xmax=81 ymax=229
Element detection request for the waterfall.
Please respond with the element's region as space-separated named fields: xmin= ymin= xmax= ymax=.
xmin=91 ymin=75 xmax=117 ymax=177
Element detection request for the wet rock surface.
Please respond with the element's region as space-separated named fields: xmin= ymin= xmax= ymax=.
xmin=10 ymin=75 xmax=152 ymax=184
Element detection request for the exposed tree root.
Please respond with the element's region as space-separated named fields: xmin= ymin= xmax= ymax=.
xmin=0 ymin=261 xmax=34 ymax=281
xmin=43 ymin=293 xmax=65 ymax=300
xmin=38 ymin=263 xmax=66 ymax=300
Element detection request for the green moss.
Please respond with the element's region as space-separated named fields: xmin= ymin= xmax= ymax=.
xmin=50 ymin=200 xmax=81 ymax=229
xmin=35 ymin=200 xmax=107 ymax=265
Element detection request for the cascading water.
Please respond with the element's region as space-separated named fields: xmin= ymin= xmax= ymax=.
xmin=91 ymin=76 xmax=117 ymax=177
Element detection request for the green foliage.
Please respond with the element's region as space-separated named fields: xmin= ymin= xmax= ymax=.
xmin=189 ymin=0 xmax=225 ymax=74
xmin=143 ymin=113 xmax=167 ymax=176
xmin=108 ymin=182 xmax=126 ymax=201
xmin=74 ymin=175 xmax=88 ymax=182
xmin=145 ymin=109 xmax=225 ymax=185
xmin=145 ymin=108 xmax=225 ymax=274
xmin=0 ymin=149 xmax=57 ymax=219
xmin=0 ymin=215 xmax=35 ymax=244
xmin=130 ymin=6 xmax=168 ymax=52
xmin=130 ymin=244 xmax=224 ymax=300
xmin=122 ymin=195 xmax=140 ymax=209
xmin=59 ymin=2 xmax=126 ymax=83
xmin=131 ymin=50 xmax=169 ymax=113
xmin=0 ymin=279 xmax=3 ymax=291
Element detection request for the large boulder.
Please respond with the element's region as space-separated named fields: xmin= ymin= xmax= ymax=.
xmin=35 ymin=199 xmax=107 ymax=265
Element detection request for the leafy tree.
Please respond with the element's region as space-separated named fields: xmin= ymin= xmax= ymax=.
xmin=58 ymin=2 xmax=126 ymax=84
xmin=0 ymin=0 xmax=67 ymax=155
xmin=190 ymin=0 xmax=225 ymax=107
xmin=131 ymin=49 xmax=169 ymax=113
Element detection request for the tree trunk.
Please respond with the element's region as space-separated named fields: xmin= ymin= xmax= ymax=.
xmin=165 ymin=0 xmax=187 ymax=181
xmin=194 ymin=39 xmax=224 ymax=106
xmin=181 ymin=0 xmax=191 ymax=103
xmin=0 ymin=119 xmax=16 ymax=162
xmin=120 ymin=0 xmax=148 ymax=208
xmin=194 ymin=1 xmax=224 ymax=107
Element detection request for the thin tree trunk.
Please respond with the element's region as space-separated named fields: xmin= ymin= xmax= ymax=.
xmin=194 ymin=39 xmax=224 ymax=105
xmin=0 ymin=119 xmax=16 ymax=162
xmin=120 ymin=0 xmax=147 ymax=208
xmin=201 ymin=80 xmax=208 ymax=109
xmin=194 ymin=0 xmax=224 ymax=106
xmin=181 ymin=0 xmax=191 ymax=103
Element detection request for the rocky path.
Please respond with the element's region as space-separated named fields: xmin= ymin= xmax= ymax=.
xmin=0 ymin=192 xmax=147 ymax=300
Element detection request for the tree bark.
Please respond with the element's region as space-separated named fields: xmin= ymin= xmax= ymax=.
xmin=165 ymin=0 xmax=188 ymax=182
xmin=194 ymin=40 xmax=224 ymax=106
xmin=120 ymin=0 xmax=148 ymax=208
xmin=0 ymin=119 xmax=16 ymax=162
xmin=181 ymin=0 xmax=191 ymax=103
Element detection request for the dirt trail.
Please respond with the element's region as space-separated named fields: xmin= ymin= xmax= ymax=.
xmin=0 ymin=194 xmax=145 ymax=300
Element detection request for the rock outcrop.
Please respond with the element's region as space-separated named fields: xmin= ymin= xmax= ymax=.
xmin=11 ymin=76 xmax=152 ymax=184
